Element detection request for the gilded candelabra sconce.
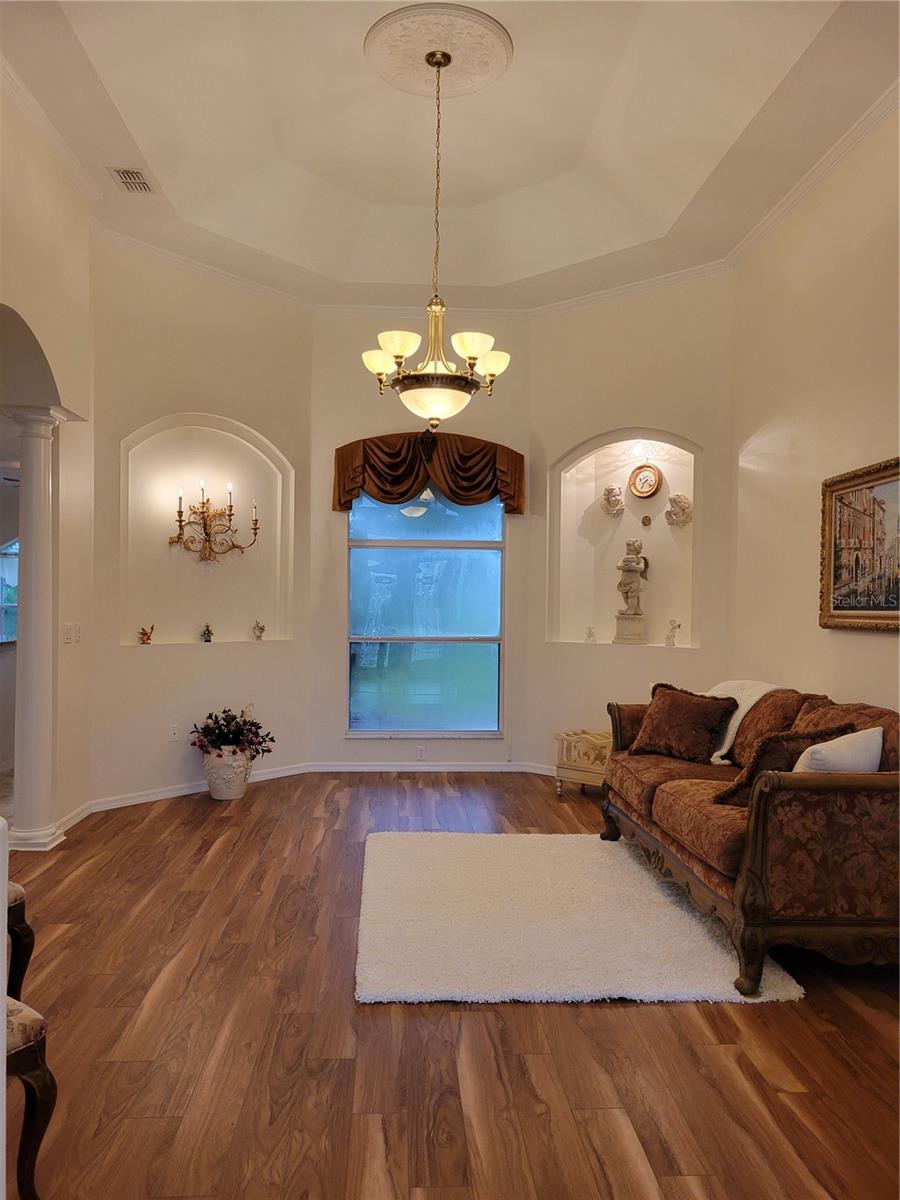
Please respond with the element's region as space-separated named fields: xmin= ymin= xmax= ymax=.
xmin=170 ymin=481 xmax=259 ymax=563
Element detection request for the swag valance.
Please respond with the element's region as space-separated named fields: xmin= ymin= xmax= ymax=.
xmin=332 ymin=430 xmax=525 ymax=514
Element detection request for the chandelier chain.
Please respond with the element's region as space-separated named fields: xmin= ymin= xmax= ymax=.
xmin=432 ymin=62 xmax=442 ymax=299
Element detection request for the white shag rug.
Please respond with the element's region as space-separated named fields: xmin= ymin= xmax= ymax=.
xmin=356 ymin=833 xmax=803 ymax=1004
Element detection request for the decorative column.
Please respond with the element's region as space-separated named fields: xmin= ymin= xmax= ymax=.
xmin=3 ymin=407 xmax=68 ymax=849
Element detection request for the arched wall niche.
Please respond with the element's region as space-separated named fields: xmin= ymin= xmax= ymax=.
xmin=548 ymin=427 xmax=700 ymax=646
xmin=119 ymin=413 xmax=295 ymax=645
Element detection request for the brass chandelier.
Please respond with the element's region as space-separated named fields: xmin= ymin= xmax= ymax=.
xmin=362 ymin=49 xmax=510 ymax=429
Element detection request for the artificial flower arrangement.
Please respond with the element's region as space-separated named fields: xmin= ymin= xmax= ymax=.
xmin=190 ymin=706 xmax=275 ymax=761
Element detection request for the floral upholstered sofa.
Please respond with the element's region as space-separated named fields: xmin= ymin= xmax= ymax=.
xmin=600 ymin=686 xmax=899 ymax=994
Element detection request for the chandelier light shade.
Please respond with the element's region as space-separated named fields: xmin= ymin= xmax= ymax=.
xmin=362 ymin=36 xmax=510 ymax=429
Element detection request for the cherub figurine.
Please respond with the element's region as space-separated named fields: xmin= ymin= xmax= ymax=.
xmin=665 ymin=619 xmax=681 ymax=647
xmin=616 ymin=538 xmax=649 ymax=616
xmin=138 ymin=624 xmax=154 ymax=645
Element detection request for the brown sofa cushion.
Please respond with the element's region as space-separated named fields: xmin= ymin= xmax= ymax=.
xmin=730 ymin=689 xmax=815 ymax=767
xmin=606 ymin=750 xmax=739 ymax=819
xmin=793 ymin=702 xmax=899 ymax=772
xmin=654 ymin=781 xmax=748 ymax=877
xmin=714 ymin=726 xmax=854 ymax=806
xmin=630 ymin=684 xmax=738 ymax=764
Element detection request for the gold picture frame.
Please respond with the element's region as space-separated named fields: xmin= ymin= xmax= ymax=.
xmin=819 ymin=456 xmax=899 ymax=632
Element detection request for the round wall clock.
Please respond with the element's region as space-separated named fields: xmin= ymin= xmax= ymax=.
xmin=628 ymin=463 xmax=662 ymax=499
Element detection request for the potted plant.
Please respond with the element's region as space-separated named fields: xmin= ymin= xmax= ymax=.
xmin=190 ymin=706 xmax=275 ymax=800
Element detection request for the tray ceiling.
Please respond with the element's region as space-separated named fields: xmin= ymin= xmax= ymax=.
xmin=1 ymin=1 xmax=897 ymax=308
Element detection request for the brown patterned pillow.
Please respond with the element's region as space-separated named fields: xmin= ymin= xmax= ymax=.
xmin=791 ymin=694 xmax=834 ymax=728
xmin=729 ymin=689 xmax=809 ymax=767
xmin=630 ymin=683 xmax=738 ymax=764
xmin=714 ymin=725 xmax=854 ymax=806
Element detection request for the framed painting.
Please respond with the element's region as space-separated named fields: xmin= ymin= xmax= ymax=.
xmin=819 ymin=456 xmax=899 ymax=632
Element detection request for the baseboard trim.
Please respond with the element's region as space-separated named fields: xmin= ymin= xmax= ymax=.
xmin=8 ymin=823 xmax=66 ymax=852
xmin=40 ymin=760 xmax=558 ymax=844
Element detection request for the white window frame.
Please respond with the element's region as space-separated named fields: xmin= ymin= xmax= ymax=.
xmin=346 ymin=502 xmax=505 ymax=738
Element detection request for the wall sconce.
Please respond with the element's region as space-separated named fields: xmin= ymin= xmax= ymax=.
xmin=169 ymin=480 xmax=259 ymax=563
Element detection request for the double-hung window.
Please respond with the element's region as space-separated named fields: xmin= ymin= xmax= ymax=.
xmin=0 ymin=539 xmax=18 ymax=644
xmin=348 ymin=487 xmax=503 ymax=733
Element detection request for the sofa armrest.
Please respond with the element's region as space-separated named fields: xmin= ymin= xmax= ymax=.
xmin=607 ymin=702 xmax=649 ymax=752
xmin=736 ymin=770 xmax=900 ymax=923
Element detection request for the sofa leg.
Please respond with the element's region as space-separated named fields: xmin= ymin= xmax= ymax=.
xmin=732 ymin=924 xmax=767 ymax=996
xmin=8 ymin=901 xmax=35 ymax=1002
xmin=599 ymin=788 xmax=621 ymax=842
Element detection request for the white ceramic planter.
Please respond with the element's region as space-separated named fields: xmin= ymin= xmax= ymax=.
xmin=202 ymin=746 xmax=252 ymax=800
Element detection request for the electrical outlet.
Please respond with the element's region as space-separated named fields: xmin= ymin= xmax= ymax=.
xmin=74 ymin=622 xmax=81 ymax=643
xmin=62 ymin=623 xmax=73 ymax=644
xmin=415 ymin=745 xmax=426 ymax=761
xmin=169 ymin=724 xmax=180 ymax=743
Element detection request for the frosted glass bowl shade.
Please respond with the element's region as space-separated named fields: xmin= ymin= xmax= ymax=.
xmin=378 ymin=330 xmax=422 ymax=359
xmin=475 ymin=350 xmax=510 ymax=378
xmin=451 ymin=331 xmax=494 ymax=360
xmin=362 ymin=349 xmax=396 ymax=376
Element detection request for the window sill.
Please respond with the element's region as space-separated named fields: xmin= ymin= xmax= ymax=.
xmin=345 ymin=730 xmax=504 ymax=740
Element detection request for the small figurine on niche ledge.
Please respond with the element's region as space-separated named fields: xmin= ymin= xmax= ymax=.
xmin=138 ymin=624 xmax=154 ymax=645
xmin=665 ymin=619 xmax=681 ymax=647
xmin=665 ymin=493 xmax=693 ymax=528
xmin=252 ymin=620 xmax=266 ymax=641
xmin=584 ymin=625 xmax=597 ymax=643
xmin=600 ymin=485 xmax=625 ymax=517
xmin=200 ymin=623 xmax=214 ymax=643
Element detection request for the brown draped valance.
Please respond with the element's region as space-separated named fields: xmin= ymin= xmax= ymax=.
xmin=332 ymin=430 xmax=525 ymax=514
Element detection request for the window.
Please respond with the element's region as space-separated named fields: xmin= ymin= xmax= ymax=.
xmin=0 ymin=540 xmax=18 ymax=643
xmin=348 ymin=487 xmax=503 ymax=733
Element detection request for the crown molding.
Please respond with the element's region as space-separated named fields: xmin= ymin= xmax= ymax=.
xmin=728 ymin=79 xmax=899 ymax=263
xmin=0 ymin=55 xmax=102 ymax=203
xmin=94 ymin=226 xmax=313 ymax=312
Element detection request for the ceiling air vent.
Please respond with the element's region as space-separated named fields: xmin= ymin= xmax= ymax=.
xmin=107 ymin=167 xmax=153 ymax=194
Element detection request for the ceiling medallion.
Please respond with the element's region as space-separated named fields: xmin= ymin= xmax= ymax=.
xmin=361 ymin=7 xmax=512 ymax=430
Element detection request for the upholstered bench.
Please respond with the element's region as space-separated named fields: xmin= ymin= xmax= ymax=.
xmin=7 ymin=996 xmax=57 ymax=1200
xmin=8 ymin=879 xmax=35 ymax=1001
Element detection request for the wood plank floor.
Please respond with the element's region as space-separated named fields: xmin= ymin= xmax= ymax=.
xmin=6 ymin=773 xmax=898 ymax=1200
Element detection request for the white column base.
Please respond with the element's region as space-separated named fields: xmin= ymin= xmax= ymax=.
xmin=8 ymin=824 xmax=65 ymax=851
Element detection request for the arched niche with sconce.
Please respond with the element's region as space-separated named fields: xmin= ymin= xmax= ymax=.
xmin=119 ymin=414 xmax=294 ymax=645
xmin=548 ymin=429 xmax=699 ymax=646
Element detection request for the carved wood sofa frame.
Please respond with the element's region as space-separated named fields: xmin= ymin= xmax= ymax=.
xmin=601 ymin=702 xmax=900 ymax=995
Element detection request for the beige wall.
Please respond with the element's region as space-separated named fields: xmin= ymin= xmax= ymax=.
xmin=732 ymin=112 xmax=899 ymax=707
xmin=89 ymin=232 xmax=312 ymax=801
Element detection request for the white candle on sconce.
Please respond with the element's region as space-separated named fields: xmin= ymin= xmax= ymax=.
xmin=199 ymin=479 xmax=205 ymax=503
xmin=177 ymin=488 xmax=183 ymax=514
xmin=226 ymin=482 xmax=233 ymax=507
xmin=252 ymin=497 xmax=258 ymax=522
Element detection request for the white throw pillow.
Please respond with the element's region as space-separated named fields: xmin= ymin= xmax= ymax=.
xmin=793 ymin=726 xmax=884 ymax=773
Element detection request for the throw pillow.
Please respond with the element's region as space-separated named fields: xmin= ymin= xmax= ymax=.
xmin=793 ymin=726 xmax=884 ymax=773
xmin=791 ymin=694 xmax=833 ymax=727
xmin=630 ymin=683 xmax=738 ymax=764
xmin=714 ymin=725 xmax=854 ymax=806
xmin=729 ymin=688 xmax=810 ymax=767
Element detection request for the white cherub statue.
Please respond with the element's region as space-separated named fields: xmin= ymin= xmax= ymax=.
xmin=600 ymin=485 xmax=625 ymax=517
xmin=616 ymin=538 xmax=649 ymax=616
xmin=665 ymin=493 xmax=693 ymax=528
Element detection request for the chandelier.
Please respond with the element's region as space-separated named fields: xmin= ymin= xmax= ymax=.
xmin=362 ymin=46 xmax=510 ymax=430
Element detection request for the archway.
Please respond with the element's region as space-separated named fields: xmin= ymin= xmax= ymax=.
xmin=0 ymin=304 xmax=71 ymax=848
